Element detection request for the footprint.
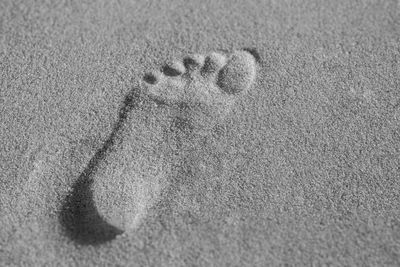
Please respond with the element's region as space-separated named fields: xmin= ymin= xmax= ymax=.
xmin=90 ymin=49 xmax=259 ymax=236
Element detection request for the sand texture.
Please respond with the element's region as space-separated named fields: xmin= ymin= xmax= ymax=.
xmin=1 ymin=0 xmax=400 ymax=266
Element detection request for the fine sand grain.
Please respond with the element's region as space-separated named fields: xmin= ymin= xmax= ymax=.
xmin=1 ymin=0 xmax=399 ymax=266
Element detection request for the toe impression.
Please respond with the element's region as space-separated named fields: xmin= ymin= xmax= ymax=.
xmin=162 ymin=61 xmax=186 ymax=77
xmin=201 ymin=52 xmax=227 ymax=75
xmin=183 ymin=54 xmax=205 ymax=72
xmin=216 ymin=51 xmax=257 ymax=95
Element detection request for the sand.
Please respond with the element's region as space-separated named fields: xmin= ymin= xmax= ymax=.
xmin=1 ymin=0 xmax=400 ymax=266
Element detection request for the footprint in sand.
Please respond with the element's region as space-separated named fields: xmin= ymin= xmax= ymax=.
xmin=81 ymin=49 xmax=259 ymax=237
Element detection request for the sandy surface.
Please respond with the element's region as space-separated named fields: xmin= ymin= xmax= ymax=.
xmin=1 ymin=0 xmax=400 ymax=266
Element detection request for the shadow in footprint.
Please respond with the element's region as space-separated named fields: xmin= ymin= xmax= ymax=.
xmin=59 ymin=88 xmax=144 ymax=245
xmin=242 ymin=47 xmax=261 ymax=63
